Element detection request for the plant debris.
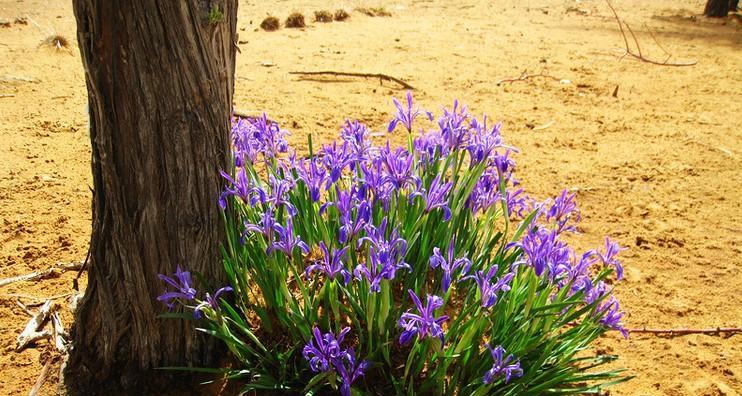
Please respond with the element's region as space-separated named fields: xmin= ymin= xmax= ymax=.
xmin=39 ymin=34 xmax=70 ymax=50
xmin=314 ymin=10 xmax=333 ymax=23
xmin=356 ymin=7 xmax=392 ymax=17
xmin=285 ymin=12 xmax=306 ymax=29
xmin=334 ymin=9 xmax=350 ymax=21
xmin=260 ymin=16 xmax=280 ymax=31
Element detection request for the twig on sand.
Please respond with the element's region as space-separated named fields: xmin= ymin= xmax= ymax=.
xmin=16 ymin=300 xmax=57 ymax=351
xmin=233 ymin=109 xmax=262 ymax=119
xmin=496 ymin=69 xmax=561 ymax=85
xmin=2 ymin=292 xmax=75 ymax=305
xmin=72 ymin=249 xmax=90 ymax=291
xmin=0 ymin=262 xmax=84 ymax=288
xmin=623 ymin=327 xmax=741 ymax=336
xmin=28 ymin=358 xmax=54 ymax=396
xmin=606 ymin=0 xmax=696 ymax=67
xmin=0 ymin=93 xmax=15 ymax=98
xmin=15 ymin=299 xmax=35 ymax=316
xmin=289 ymin=70 xmax=415 ymax=90
xmin=50 ymin=311 xmax=68 ymax=353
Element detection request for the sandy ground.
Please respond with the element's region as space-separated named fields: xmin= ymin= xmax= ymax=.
xmin=1 ymin=0 xmax=741 ymax=395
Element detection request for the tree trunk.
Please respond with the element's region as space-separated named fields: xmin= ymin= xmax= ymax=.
xmin=67 ymin=1 xmax=237 ymax=393
xmin=704 ymin=0 xmax=730 ymax=16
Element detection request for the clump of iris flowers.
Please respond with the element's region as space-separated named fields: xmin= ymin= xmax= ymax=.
xmin=157 ymin=94 xmax=630 ymax=395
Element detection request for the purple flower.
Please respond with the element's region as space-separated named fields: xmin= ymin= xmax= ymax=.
xmin=585 ymin=281 xmax=628 ymax=338
xmin=358 ymin=219 xmax=408 ymax=259
xmin=429 ymin=239 xmax=471 ymax=292
xmin=491 ymin=149 xmax=517 ymax=176
xmin=303 ymin=327 xmax=351 ymax=373
xmin=518 ymin=228 xmax=570 ymax=278
xmin=546 ymin=190 xmax=580 ymax=234
xmin=194 ymin=286 xmax=233 ymax=319
xmin=413 ymin=130 xmax=445 ymax=165
xmin=302 ymin=327 xmax=370 ymax=396
xmin=379 ymin=143 xmax=418 ymax=191
xmin=467 ymin=116 xmax=503 ymax=166
xmin=595 ymin=237 xmax=626 ymax=280
xmin=268 ymin=216 xmax=310 ymax=257
xmin=340 ymin=199 xmax=371 ymax=244
xmin=355 ymin=219 xmax=410 ymax=291
xmin=263 ymin=175 xmax=298 ymax=216
xmin=320 ymin=186 xmax=370 ymax=243
xmin=335 ymin=348 xmax=370 ymax=396
xmin=360 ymin=159 xmax=392 ymax=207
xmin=462 ymin=265 xmax=514 ymax=308
xmin=503 ymin=188 xmax=528 ymax=218
xmin=321 ymin=141 xmax=353 ymax=186
xmin=219 ymin=168 xmax=253 ymax=208
xmin=412 ymin=175 xmax=452 ymax=220
xmin=353 ymin=251 xmax=397 ymax=293
xmin=388 ymin=91 xmax=432 ymax=133
xmin=231 ymin=117 xmax=262 ymax=163
xmin=230 ymin=114 xmax=289 ymax=161
xmin=251 ymin=113 xmax=290 ymax=157
xmin=341 ymin=119 xmax=374 ymax=165
xmin=296 ymin=158 xmax=327 ymax=202
xmin=438 ymin=100 xmax=470 ymax=150
xmin=398 ymin=290 xmax=449 ymax=345
xmin=483 ymin=345 xmax=523 ymax=384
xmin=305 ymin=242 xmax=351 ymax=285
xmin=244 ymin=208 xmax=276 ymax=240
xmin=598 ymin=295 xmax=628 ymax=338
xmin=157 ymin=265 xmax=197 ymax=309
xmin=467 ymin=168 xmax=501 ymax=214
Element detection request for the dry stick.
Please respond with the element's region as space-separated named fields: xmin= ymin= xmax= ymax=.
xmin=2 ymin=292 xmax=75 ymax=303
xmin=624 ymin=327 xmax=741 ymax=336
xmin=17 ymin=300 xmax=57 ymax=351
xmin=289 ymin=71 xmax=415 ymax=90
xmin=0 ymin=262 xmax=83 ymax=288
xmin=15 ymin=299 xmax=35 ymax=316
xmin=73 ymin=249 xmax=90 ymax=291
xmin=28 ymin=359 xmax=54 ymax=396
xmin=0 ymin=93 xmax=15 ymax=98
xmin=606 ymin=0 xmax=696 ymax=67
xmin=233 ymin=109 xmax=260 ymax=119
xmin=50 ymin=311 xmax=67 ymax=353
xmin=496 ymin=69 xmax=561 ymax=85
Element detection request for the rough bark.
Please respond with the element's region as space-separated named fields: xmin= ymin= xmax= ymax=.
xmin=704 ymin=0 xmax=730 ymax=16
xmin=67 ymin=1 xmax=237 ymax=393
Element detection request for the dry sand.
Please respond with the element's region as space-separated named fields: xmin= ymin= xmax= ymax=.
xmin=1 ymin=0 xmax=741 ymax=394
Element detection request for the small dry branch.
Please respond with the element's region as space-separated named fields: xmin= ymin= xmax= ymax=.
xmin=16 ymin=300 xmax=57 ymax=351
xmin=496 ymin=69 xmax=561 ymax=86
xmin=0 ymin=261 xmax=83 ymax=288
xmin=50 ymin=311 xmax=67 ymax=353
xmin=28 ymin=358 xmax=54 ymax=396
xmin=606 ymin=0 xmax=696 ymax=67
xmin=289 ymin=71 xmax=415 ymax=90
xmin=28 ymin=359 xmax=54 ymax=396
xmin=624 ymin=327 xmax=741 ymax=336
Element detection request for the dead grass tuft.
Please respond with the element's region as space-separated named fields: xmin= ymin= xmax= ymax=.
xmin=39 ymin=34 xmax=70 ymax=50
xmin=356 ymin=7 xmax=392 ymax=17
xmin=285 ymin=12 xmax=306 ymax=28
xmin=334 ymin=9 xmax=350 ymax=21
xmin=314 ymin=10 xmax=333 ymax=23
xmin=260 ymin=16 xmax=280 ymax=31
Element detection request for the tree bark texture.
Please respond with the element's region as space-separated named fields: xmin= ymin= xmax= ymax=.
xmin=67 ymin=1 xmax=237 ymax=392
xmin=704 ymin=0 xmax=731 ymax=16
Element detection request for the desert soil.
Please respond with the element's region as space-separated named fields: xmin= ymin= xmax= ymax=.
xmin=1 ymin=0 xmax=741 ymax=395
